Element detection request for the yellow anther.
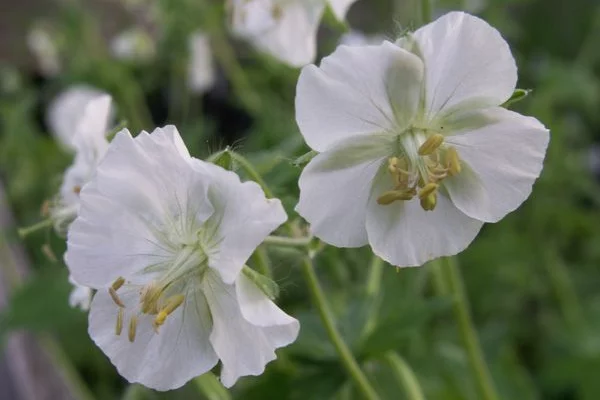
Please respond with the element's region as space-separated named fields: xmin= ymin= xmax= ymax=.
xmin=446 ymin=147 xmax=461 ymax=176
xmin=418 ymin=134 xmax=444 ymax=156
xmin=112 ymin=276 xmax=125 ymax=291
xmin=152 ymin=295 xmax=185 ymax=332
xmin=420 ymin=192 xmax=437 ymax=211
xmin=73 ymin=185 xmax=81 ymax=194
xmin=377 ymin=190 xmax=415 ymax=205
xmin=115 ymin=308 xmax=124 ymax=336
xmin=109 ymin=288 xmax=125 ymax=308
xmin=418 ymin=183 xmax=438 ymax=200
xmin=128 ymin=316 xmax=138 ymax=343
xmin=140 ymin=283 xmax=161 ymax=315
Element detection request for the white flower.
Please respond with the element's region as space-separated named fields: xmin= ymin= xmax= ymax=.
xmin=50 ymin=94 xmax=112 ymax=235
xmin=65 ymin=126 xmax=298 ymax=390
xmin=188 ymin=32 xmax=216 ymax=94
xmin=110 ymin=28 xmax=156 ymax=63
xmin=229 ymin=0 xmax=358 ymax=67
xmin=47 ymin=86 xmax=112 ymax=150
xmin=69 ymin=275 xmax=93 ymax=311
xmin=295 ymin=12 xmax=550 ymax=267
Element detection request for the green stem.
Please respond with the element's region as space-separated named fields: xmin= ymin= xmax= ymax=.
xmin=438 ymin=257 xmax=499 ymax=400
xmin=229 ymin=151 xmax=274 ymax=198
xmin=385 ymin=352 xmax=425 ymax=400
xmin=121 ymin=384 xmax=152 ymax=400
xmin=252 ymin=246 xmax=273 ymax=278
xmin=263 ymin=235 xmax=311 ymax=248
xmin=194 ymin=372 xmax=231 ymax=400
xmin=301 ymin=257 xmax=380 ymax=400
xmin=421 ymin=0 xmax=433 ymax=24
xmin=18 ymin=218 xmax=53 ymax=238
xmin=366 ymin=256 xmax=384 ymax=296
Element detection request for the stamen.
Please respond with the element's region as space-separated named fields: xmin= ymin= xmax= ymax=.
xmin=418 ymin=134 xmax=444 ymax=156
xmin=109 ymin=288 xmax=125 ymax=308
xmin=115 ymin=308 xmax=124 ymax=336
xmin=140 ymin=283 xmax=161 ymax=315
xmin=377 ymin=190 xmax=415 ymax=205
xmin=73 ymin=185 xmax=81 ymax=194
xmin=418 ymin=183 xmax=438 ymax=200
xmin=420 ymin=193 xmax=437 ymax=211
xmin=446 ymin=147 xmax=461 ymax=176
xmin=128 ymin=316 xmax=137 ymax=342
xmin=153 ymin=295 xmax=185 ymax=332
xmin=112 ymin=277 xmax=125 ymax=291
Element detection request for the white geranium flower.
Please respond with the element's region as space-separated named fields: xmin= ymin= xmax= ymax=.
xmin=65 ymin=126 xmax=298 ymax=390
xmin=110 ymin=28 xmax=156 ymax=63
xmin=50 ymin=95 xmax=112 ymax=235
xmin=229 ymin=0 xmax=358 ymax=67
xmin=188 ymin=31 xmax=216 ymax=94
xmin=47 ymin=86 xmax=112 ymax=150
xmin=295 ymin=12 xmax=550 ymax=267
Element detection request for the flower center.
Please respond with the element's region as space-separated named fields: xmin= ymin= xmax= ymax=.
xmin=108 ymin=244 xmax=209 ymax=342
xmin=376 ymin=129 xmax=462 ymax=211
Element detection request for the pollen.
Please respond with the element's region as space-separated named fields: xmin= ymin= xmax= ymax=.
xmin=153 ymin=294 xmax=185 ymax=332
xmin=417 ymin=133 xmax=444 ymax=155
xmin=109 ymin=287 xmax=125 ymax=308
xmin=445 ymin=146 xmax=461 ymax=176
xmin=115 ymin=308 xmax=124 ymax=336
xmin=128 ymin=316 xmax=138 ymax=343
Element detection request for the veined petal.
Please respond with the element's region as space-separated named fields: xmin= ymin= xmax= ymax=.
xmin=444 ymin=107 xmax=549 ymax=222
xmin=66 ymin=127 xmax=214 ymax=287
xmin=88 ymin=287 xmax=217 ymax=391
xmin=366 ymin=167 xmax=483 ymax=267
xmin=296 ymin=133 xmax=394 ymax=247
xmin=203 ymin=271 xmax=297 ymax=388
xmin=193 ymin=161 xmax=287 ymax=285
xmin=327 ymin=0 xmax=358 ymax=21
xmin=296 ymin=41 xmax=424 ymax=152
xmin=412 ymin=12 xmax=517 ymax=118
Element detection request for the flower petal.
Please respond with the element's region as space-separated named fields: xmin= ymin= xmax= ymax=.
xmin=192 ymin=161 xmax=287 ymax=285
xmin=296 ymin=133 xmax=394 ymax=247
xmin=366 ymin=167 xmax=483 ymax=267
xmin=412 ymin=12 xmax=517 ymax=118
xmin=203 ymin=271 xmax=298 ymax=388
xmin=327 ymin=0 xmax=358 ymax=21
xmin=66 ymin=127 xmax=214 ymax=287
xmin=231 ymin=0 xmax=324 ymax=67
xmin=88 ymin=287 xmax=217 ymax=391
xmin=296 ymin=41 xmax=424 ymax=152
xmin=443 ymin=107 xmax=549 ymax=222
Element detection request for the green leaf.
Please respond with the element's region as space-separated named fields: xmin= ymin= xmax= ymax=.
xmin=502 ymin=89 xmax=532 ymax=108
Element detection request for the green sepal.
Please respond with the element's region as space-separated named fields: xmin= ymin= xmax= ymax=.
xmin=292 ymin=150 xmax=318 ymax=167
xmin=207 ymin=147 xmax=235 ymax=170
xmin=502 ymin=88 xmax=532 ymax=108
xmin=242 ymin=265 xmax=280 ymax=301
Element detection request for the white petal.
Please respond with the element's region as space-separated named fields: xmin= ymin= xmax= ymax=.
xmin=296 ymin=133 xmax=394 ymax=247
xmin=203 ymin=271 xmax=298 ymax=388
xmin=68 ymin=276 xmax=92 ymax=311
xmin=327 ymin=0 xmax=358 ymax=21
xmin=231 ymin=0 xmax=324 ymax=67
xmin=443 ymin=107 xmax=549 ymax=222
xmin=188 ymin=31 xmax=216 ymax=94
xmin=366 ymin=167 xmax=484 ymax=267
xmin=296 ymin=41 xmax=424 ymax=152
xmin=192 ymin=161 xmax=287 ymax=284
xmin=47 ymin=86 xmax=111 ymax=150
xmin=412 ymin=12 xmax=517 ymax=118
xmin=66 ymin=128 xmax=214 ymax=287
xmin=88 ymin=287 xmax=217 ymax=391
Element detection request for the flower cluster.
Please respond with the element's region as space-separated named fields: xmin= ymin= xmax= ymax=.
xmin=34 ymin=8 xmax=549 ymax=394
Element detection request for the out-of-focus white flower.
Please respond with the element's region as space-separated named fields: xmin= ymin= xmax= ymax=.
xmin=339 ymin=30 xmax=385 ymax=46
xmin=69 ymin=275 xmax=92 ymax=310
xmin=229 ymin=0 xmax=358 ymax=67
xmin=110 ymin=28 xmax=156 ymax=63
xmin=47 ymin=86 xmax=112 ymax=150
xmin=50 ymin=95 xmax=112 ymax=235
xmin=65 ymin=126 xmax=298 ymax=390
xmin=27 ymin=27 xmax=61 ymax=77
xmin=188 ymin=32 xmax=216 ymax=94
xmin=295 ymin=12 xmax=550 ymax=267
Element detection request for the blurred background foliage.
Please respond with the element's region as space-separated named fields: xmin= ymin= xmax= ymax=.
xmin=0 ymin=0 xmax=600 ymax=399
